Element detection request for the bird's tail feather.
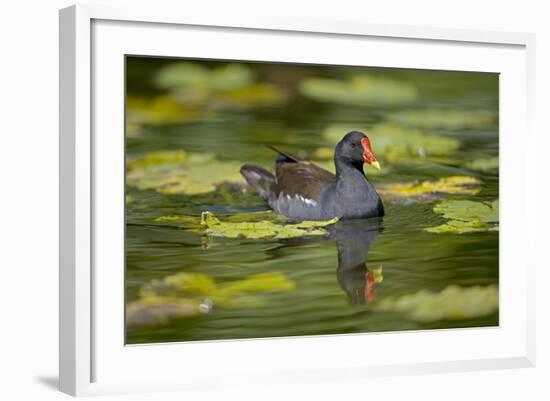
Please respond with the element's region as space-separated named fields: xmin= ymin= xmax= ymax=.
xmin=240 ymin=164 xmax=277 ymax=202
xmin=265 ymin=145 xmax=301 ymax=163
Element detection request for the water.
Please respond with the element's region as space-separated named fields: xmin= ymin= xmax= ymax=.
xmin=125 ymin=58 xmax=498 ymax=344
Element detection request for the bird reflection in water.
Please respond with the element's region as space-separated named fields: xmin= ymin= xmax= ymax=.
xmin=327 ymin=218 xmax=384 ymax=305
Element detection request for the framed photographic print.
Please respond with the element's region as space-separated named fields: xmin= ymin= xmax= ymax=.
xmin=59 ymin=4 xmax=536 ymax=396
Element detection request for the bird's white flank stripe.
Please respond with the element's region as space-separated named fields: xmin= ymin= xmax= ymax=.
xmin=282 ymin=193 xmax=317 ymax=206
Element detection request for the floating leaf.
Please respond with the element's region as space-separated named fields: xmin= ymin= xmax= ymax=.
xmin=141 ymin=273 xmax=217 ymax=302
xmin=425 ymin=199 xmax=499 ymax=233
xmin=371 ymin=266 xmax=383 ymax=283
xmin=218 ymin=272 xmax=296 ymax=296
xmin=154 ymin=62 xmax=287 ymax=108
xmin=374 ymin=285 xmax=499 ymax=322
xmin=155 ymin=62 xmax=255 ymax=92
xmin=300 ymin=75 xmax=419 ymax=106
xmin=379 ymin=176 xmax=481 ymax=199
xmin=154 ymin=214 xmax=200 ymax=228
xmin=312 ymin=147 xmax=334 ymax=160
xmin=126 ymin=95 xmax=202 ymax=125
xmin=126 ymin=300 xmax=202 ymax=326
xmin=465 ymin=157 xmax=499 ymax=172
xmin=199 ymin=211 xmax=338 ymax=239
xmin=126 ymin=155 xmax=244 ymax=195
xmin=217 ymin=83 xmax=288 ymax=107
xmin=127 ymin=271 xmax=296 ymax=326
xmin=127 ymin=149 xmax=187 ymax=170
xmin=153 ymin=211 xmax=285 ymax=230
xmin=385 ymin=109 xmax=496 ymax=129
xmin=323 ymin=123 xmax=460 ymax=161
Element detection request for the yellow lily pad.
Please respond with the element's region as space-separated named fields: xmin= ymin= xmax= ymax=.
xmin=217 ymin=83 xmax=288 ymax=107
xmin=300 ymin=75 xmax=419 ymax=106
xmin=127 ymin=149 xmax=187 ymax=170
xmin=385 ymin=109 xmax=496 ymax=129
xmin=373 ymin=285 xmax=499 ymax=322
xmin=379 ymin=176 xmax=481 ymax=199
xmin=425 ymin=199 xmax=499 ymax=234
xmin=323 ymin=123 xmax=460 ymax=162
xmin=126 ymin=95 xmax=202 ymax=125
xmin=199 ymin=211 xmax=338 ymax=239
xmin=372 ymin=266 xmax=383 ymax=283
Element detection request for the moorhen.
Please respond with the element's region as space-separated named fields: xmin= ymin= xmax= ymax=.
xmin=240 ymin=131 xmax=384 ymax=221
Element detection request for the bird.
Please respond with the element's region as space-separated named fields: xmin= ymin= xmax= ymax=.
xmin=240 ymin=131 xmax=384 ymax=221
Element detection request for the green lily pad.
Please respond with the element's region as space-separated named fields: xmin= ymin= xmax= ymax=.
xmin=154 ymin=62 xmax=287 ymax=108
xmin=199 ymin=211 xmax=338 ymax=239
xmin=141 ymin=272 xmax=217 ymax=302
xmin=465 ymin=157 xmax=499 ymax=172
xmin=300 ymin=75 xmax=419 ymax=106
xmin=155 ymin=62 xmax=255 ymax=92
xmin=323 ymin=123 xmax=460 ymax=162
xmin=373 ymin=285 xmax=499 ymax=322
xmin=385 ymin=109 xmax=496 ymax=129
xmin=379 ymin=176 xmax=481 ymax=199
xmin=425 ymin=199 xmax=499 ymax=233
xmin=127 ymin=271 xmax=296 ymax=326
xmin=126 ymin=153 xmax=244 ymax=195
xmin=154 ymin=211 xmax=286 ymax=229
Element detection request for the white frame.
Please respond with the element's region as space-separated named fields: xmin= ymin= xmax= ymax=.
xmin=59 ymin=4 xmax=536 ymax=397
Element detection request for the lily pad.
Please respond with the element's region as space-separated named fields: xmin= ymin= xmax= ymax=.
xmin=154 ymin=62 xmax=287 ymax=108
xmin=141 ymin=272 xmax=217 ymax=301
xmin=127 ymin=149 xmax=187 ymax=170
xmin=323 ymin=123 xmax=460 ymax=162
xmin=379 ymin=176 xmax=481 ymax=199
xmin=155 ymin=62 xmax=255 ymax=92
xmin=127 ymin=271 xmax=296 ymax=326
xmin=465 ymin=157 xmax=499 ymax=172
xmin=215 ymin=83 xmax=288 ymax=107
xmin=373 ymin=285 xmax=499 ymax=322
xmin=199 ymin=211 xmax=338 ymax=239
xmin=153 ymin=211 xmax=285 ymax=229
xmin=425 ymin=199 xmax=499 ymax=233
xmin=126 ymin=95 xmax=203 ymax=125
xmin=126 ymin=154 xmax=244 ymax=195
xmin=385 ymin=109 xmax=496 ymax=129
xmin=300 ymin=75 xmax=419 ymax=106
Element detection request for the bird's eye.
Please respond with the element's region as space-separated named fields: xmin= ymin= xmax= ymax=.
xmin=351 ymin=142 xmax=357 ymax=148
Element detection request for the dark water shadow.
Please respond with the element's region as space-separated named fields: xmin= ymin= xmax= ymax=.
xmin=328 ymin=218 xmax=383 ymax=305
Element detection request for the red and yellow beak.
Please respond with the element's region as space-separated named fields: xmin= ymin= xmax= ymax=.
xmin=361 ymin=137 xmax=381 ymax=170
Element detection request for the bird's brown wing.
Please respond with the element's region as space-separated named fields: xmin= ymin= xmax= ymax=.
xmin=276 ymin=160 xmax=336 ymax=202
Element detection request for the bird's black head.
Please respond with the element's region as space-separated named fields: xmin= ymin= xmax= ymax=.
xmin=335 ymin=131 xmax=380 ymax=170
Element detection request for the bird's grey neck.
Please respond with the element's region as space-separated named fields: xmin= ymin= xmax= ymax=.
xmin=335 ymin=157 xmax=365 ymax=180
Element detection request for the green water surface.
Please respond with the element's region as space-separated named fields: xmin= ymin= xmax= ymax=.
xmin=125 ymin=57 xmax=499 ymax=344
